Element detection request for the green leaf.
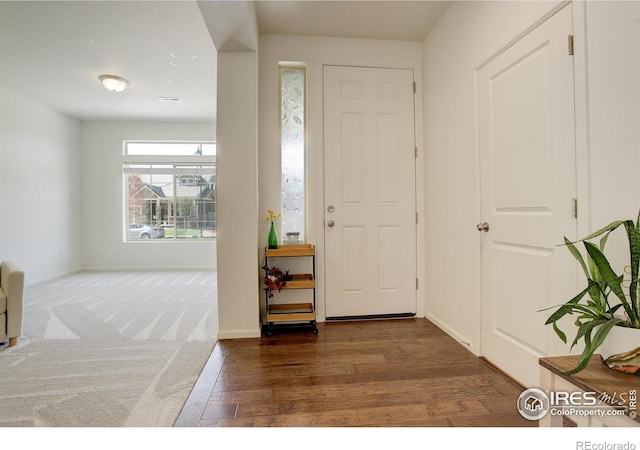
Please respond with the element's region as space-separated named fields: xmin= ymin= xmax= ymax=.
xmin=562 ymin=362 xmax=589 ymax=376
xmin=586 ymin=255 xmax=605 ymax=306
xmin=584 ymin=241 xmax=635 ymax=321
xmin=562 ymin=319 xmax=624 ymax=375
xmin=564 ymin=236 xmax=590 ymax=279
xmin=599 ymin=232 xmax=610 ymax=251
xmin=578 ymin=220 xmax=626 ymax=242
xmin=623 ymin=219 xmax=640 ymax=324
xmin=570 ymin=318 xmax=607 ymax=350
xmin=563 ymin=350 xmax=593 ymax=376
xmin=591 ymin=319 xmax=624 ymax=351
xmin=542 ymin=283 xmax=594 ymax=324
xmin=562 ymin=331 xmax=596 ymax=376
xmin=607 ymin=303 xmax=623 ymax=316
xmin=552 ymin=321 xmax=567 ymax=344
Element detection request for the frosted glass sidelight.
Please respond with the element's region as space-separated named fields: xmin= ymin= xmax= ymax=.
xmin=281 ymin=67 xmax=305 ymax=243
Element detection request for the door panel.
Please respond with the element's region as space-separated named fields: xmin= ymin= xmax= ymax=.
xmin=324 ymin=66 xmax=416 ymax=318
xmin=478 ymin=5 xmax=577 ymax=387
xmin=343 ymin=226 xmax=365 ymax=293
xmin=341 ymin=112 xmax=365 ymax=205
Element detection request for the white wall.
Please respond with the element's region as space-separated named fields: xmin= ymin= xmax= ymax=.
xmin=422 ymin=0 xmax=640 ymax=355
xmin=206 ymin=1 xmax=261 ymax=340
xmin=0 ymin=85 xmax=82 ymax=283
xmin=215 ymin=51 xmax=261 ymax=339
xmin=422 ymin=1 xmax=564 ymax=353
xmin=258 ymin=34 xmax=425 ymax=321
xmin=584 ymin=1 xmax=640 ymax=227
xmin=80 ymin=121 xmax=217 ymax=270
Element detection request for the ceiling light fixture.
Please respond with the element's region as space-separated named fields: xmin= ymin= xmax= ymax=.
xmin=98 ymin=74 xmax=130 ymax=93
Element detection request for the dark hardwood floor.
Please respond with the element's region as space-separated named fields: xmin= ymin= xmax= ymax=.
xmin=176 ymin=318 xmax=537 ymax=427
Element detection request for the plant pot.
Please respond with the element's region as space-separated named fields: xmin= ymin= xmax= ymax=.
xmin=598 ymin=324 xmax=640 ymax=360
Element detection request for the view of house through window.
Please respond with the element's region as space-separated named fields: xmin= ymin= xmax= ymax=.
xmin=280 ymin=65 xmax=306 ymax=243
xmin=123 ymin=142 xmax=216 ymax=241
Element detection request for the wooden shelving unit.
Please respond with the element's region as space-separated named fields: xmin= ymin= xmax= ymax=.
xmin=263 ymin=244 xmax=318 ymax=336
xmin=265 ymin=245 xmax=315 ymax=258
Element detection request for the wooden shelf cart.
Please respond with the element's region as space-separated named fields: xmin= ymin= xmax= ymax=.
xmin=263 ymin=244 xmax=318 ymax=336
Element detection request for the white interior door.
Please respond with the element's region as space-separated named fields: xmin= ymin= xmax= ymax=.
xmin=478 ymin=5 xmax=577 ymax=387
xmin=323 ymin=65 xmax=416 ymax=318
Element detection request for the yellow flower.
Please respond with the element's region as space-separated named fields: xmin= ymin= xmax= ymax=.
xmin=265 ymin=209 xmax=281 ymax=222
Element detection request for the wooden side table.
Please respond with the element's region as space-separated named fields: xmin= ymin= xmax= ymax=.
xmin=539 ymin=355 xmax=639 ymax=427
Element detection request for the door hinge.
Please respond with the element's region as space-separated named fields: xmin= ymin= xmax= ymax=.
xmin=416 ymin=278 xmax=419 ymax=290
xmin=416 ymin=212 xmax=419 ymax=224
xmin=568 ymin=35 xmax=574 ymax=56
xmin=415 ymin=146 xmax=418 ymax=158
xmin=572 ymin=197 xmax=578 ymax=218
xmin=413 ymin=82 xmax=416 ymax=94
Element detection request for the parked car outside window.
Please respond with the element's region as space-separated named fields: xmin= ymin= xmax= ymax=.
xmin=128 ymin=224 xmax=165 ymax=239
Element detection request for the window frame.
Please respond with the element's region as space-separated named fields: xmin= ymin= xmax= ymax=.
xmin=122 ymin=140 xmax=216 ymax=243
xmin=279 ymin=63 xmax=307 ymax=244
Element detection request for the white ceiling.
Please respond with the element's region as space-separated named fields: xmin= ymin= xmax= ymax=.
xmin=0 ymin=1 xmax=218 ymax=122
xmin=0 ymin=1 xmax=452 ymax=122
xmin=255 ymin=1 xmax=452 ymax=42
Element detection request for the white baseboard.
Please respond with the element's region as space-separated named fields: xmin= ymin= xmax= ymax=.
xmin=216 ymin=328 xmax=261 ymax=339
xmin=26 ymin=268 xmax=83 ymax=287
xmin=83 ymin=266 xmax=216 ymax=272
xmin=26 ymin=267 xmax=216 ymax=287
xmin=424 ymin=312 xmax=479 ymax=356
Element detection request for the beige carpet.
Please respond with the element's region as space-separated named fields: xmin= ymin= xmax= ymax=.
xmin=0 ymin=271 xmax=218 ymax=427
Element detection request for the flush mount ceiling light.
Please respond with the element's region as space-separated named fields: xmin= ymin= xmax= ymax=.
xmin=98 ymin=74 xmax=130 ymax=93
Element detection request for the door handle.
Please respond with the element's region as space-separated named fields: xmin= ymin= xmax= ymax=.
xmin=476 ymin=222 xmax=490 ymax=232
xmin=327 ymin=220 xmax=335 ymax=228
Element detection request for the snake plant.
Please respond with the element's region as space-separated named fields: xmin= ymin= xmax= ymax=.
xmin=543 ymin=212 xmax=640 ymax=375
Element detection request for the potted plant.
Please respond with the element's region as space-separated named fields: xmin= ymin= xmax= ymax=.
xmin=543 ymin=212 xmax=640 ymax=375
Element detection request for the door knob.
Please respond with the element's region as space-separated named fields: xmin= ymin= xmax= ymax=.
xmin=327 ymin=220 xmax=335 ymax=228
xmin=476 ymin=222 xmax=490 ymax=232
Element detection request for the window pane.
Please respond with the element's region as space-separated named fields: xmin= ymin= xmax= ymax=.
xmin=281 ymin=67 xmax=305 ymax=243
xmin=126 ymin=169 xmax=216 ymax=240
xmin=127 ymin=173 xmax=171 ymax=239
xmin=172 ymin=173 xmax=216 ymax=239
xmin=126 ymin=142 xmax=216 ymax=156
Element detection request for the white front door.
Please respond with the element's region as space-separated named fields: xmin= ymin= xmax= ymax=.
xmin=478 ymin=5 xmax=577 ymax=387
xmin=323 ymin=65 xmax=416 ymax=318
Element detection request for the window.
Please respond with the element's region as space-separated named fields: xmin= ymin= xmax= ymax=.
xmin=123 ymin=141 xmax=216 ymax=241
xmin=280 ymin=65 xmax=306 ymax=243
